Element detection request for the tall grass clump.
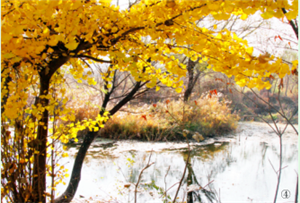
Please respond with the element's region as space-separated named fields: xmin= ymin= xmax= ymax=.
xmin=64 ymin=90 xmax=239 ymax=141
xmin=155 ymin=92 xmax=239 ymax=138
xmin=101 ymin=113 xmax=172 ymax=141
xmin=101 ymin=92 xmax=239 ymax=141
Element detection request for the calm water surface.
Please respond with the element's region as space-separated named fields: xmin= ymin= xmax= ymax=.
xmin=53 ymin=122 xmax=298 ymax=203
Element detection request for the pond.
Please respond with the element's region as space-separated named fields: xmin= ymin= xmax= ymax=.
xmin=53 ymin=122 xmax=298 ymax=203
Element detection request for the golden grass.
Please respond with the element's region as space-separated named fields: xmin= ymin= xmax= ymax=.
xmin=101 ymin=93 xmax=239 ymax=141
xmin=63 ymin=87 xmax=239 ymax=141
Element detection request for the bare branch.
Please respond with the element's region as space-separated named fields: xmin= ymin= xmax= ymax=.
xmin=249 ymin=89 xmax=298 ymax=134
xmin=268 ymin=159 xmax=277 ymax=175
xmin=134 ymin=152 xmax=154 ymax=203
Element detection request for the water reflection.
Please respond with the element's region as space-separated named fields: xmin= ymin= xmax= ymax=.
xmin=54 ymin=122 xmax=298 ymax=203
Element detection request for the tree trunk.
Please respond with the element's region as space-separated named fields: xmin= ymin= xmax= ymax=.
xmin=31 ymin=57 xmax=69 ymax=203
xmin=184 ymin=58 xmax=200 ymax=102
xmin=55 ymin=80 xmax=145 ymax=203
xmin=54 ymin=130 xmax=98 ymax=203
xmin=32 ymin=76 xmax=50 ymax=203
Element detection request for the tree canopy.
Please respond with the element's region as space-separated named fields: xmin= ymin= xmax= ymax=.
xmin=2 ymin=0 xmax=298 ymax=95
xmin=1 ymin=0 xmax=298 ymax=202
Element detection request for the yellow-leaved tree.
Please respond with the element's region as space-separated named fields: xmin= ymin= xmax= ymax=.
xmin=1 ymin=0 xmax=298 ymax=202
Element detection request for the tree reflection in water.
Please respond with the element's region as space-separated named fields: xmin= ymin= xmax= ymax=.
xmin=181 ymin=143 xmax=229 ymax=203
xmin=58 ymin=123 xmax=297 ymax=202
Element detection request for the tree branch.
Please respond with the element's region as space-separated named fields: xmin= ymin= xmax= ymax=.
xmin=281 ymin=8 xmax=298 ymax=39
xmin=134 ymin=152 xmax=154 ymax=203
xmin=73 ymin=55 xmax=112 ymax=63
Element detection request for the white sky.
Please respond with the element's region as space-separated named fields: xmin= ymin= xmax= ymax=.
xmin=110 ymin=0 xmax=298 ymax=60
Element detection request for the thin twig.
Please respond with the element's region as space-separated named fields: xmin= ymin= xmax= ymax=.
xmin=276 ymin=165 xmax=288 ymax=173
xmin=160 ymin=182 xmax=180 ymax=199
xmin=134 ymin=151 xmax=155 ymax=203
xmin=273 ymin=135 xmax=283 ymax=203
xmin=250 ymin=89 xmax=297 ymax=134
xmin=268 ymin=158 xmax=277 ymax=175
xmin=203 ymin=180 xmax=215 ymax=189
xmin=268 ymin=111 xmax=280 ymax=136
xmin=164 ymin=166 xmax=171 ymax=202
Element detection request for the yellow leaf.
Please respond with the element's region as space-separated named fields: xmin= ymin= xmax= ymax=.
xmin=240 ymin=13 xmax=248 ymax=20
xmin=62 ymin=152 xmax=69 ymax=157
xmin=207 ymin=2 xmax=219 ymax=10
xmin=246 ymin=47 xmax=254 ymax=55
xmin=261 ymin=11 xmax=273 ymax=19
xmin=213 ymin=13 xmax=231 ymax=20
xmin=65 ymin=40 xmax=79 ymax=50
xmin=224 ymin=4 xmax=234 ymax=13
xmin=5 ymin=108 xmax=18 ymax=119
xmin=42 ymin=53 xmax=47 ymax=59
xmin=48 ymin=38 xmax=58 ymax=46
xmin=88 ymin=78 xmax=97 ymax=85
xmin=285 ymin=10 xmax=298 ymax=21
xmin=215 ymin=33 xmax=222 ymax=39
xmin=100 ymin=0 xmax=112 ymax=5
xmin=48 ymin=48 xmax=54 ymax=53
xmin=3 ymin=53 xmax=15 ymax=59
xmin=111 ymin=27 xmax=118 ymax=33
xmin=43 ymin=28 xmax=49 ymax=35
xmin=175 ymin=88 xmax=182 ymax=93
